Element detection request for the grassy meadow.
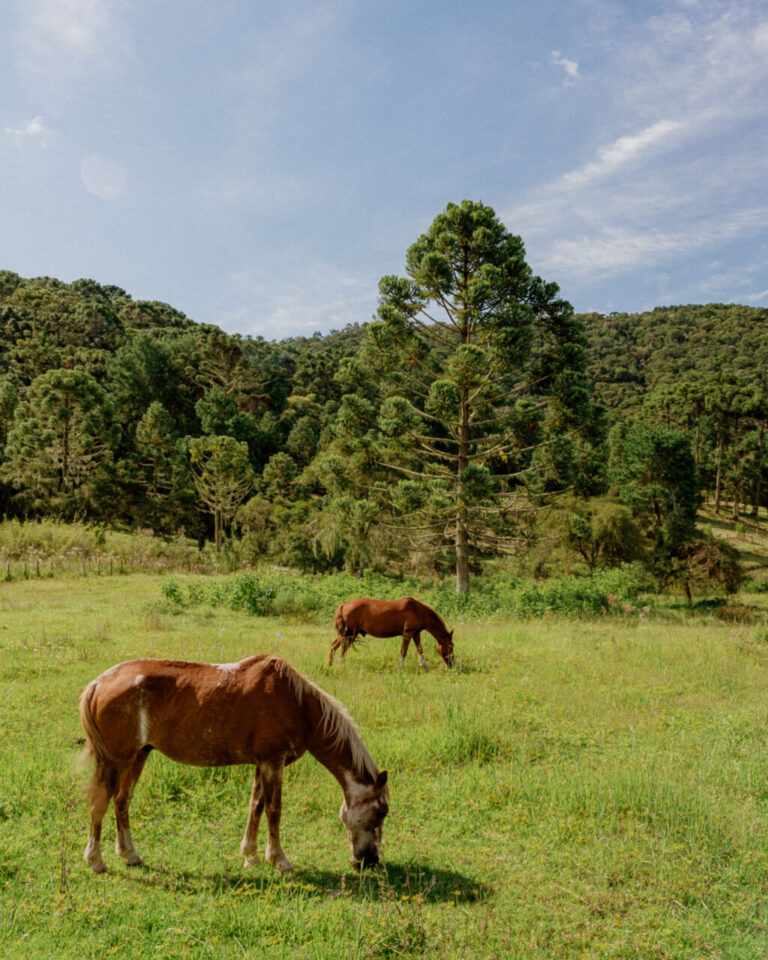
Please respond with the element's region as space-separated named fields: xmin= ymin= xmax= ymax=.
xmin=2 ymin=572 xmax=768 ymax=958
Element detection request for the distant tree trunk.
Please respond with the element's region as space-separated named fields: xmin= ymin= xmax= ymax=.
xmin=754 ymin=421 xmax=765 ymax=518
xmin=456 ymin=384 xmax=470 ymax=595
xmin=684 ymin=578 xmax=692 ymax=607
xmin=714 ymin=437 xmax=724 ymax=513
xmin=215 ymin=507 xmax=223 ymax=552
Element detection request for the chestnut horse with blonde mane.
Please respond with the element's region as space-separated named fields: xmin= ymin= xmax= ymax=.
xmin=329 ymin=596 xmax=455 ymax=668
xmin=79 ymin=654 xmax=388 ymax=874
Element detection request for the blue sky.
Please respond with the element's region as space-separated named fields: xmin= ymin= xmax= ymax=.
xmin=2 ymin=0 xmax=767 ymax=340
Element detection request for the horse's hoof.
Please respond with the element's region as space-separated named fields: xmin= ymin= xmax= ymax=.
xmin=87 ymin=858 xmax=108 ymax=874
xmin=243 ymin=855 xmax=260 ymax=868
xmin=117 ymin=845 xmax=143 ymax=865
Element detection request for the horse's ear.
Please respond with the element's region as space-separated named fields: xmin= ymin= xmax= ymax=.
xmin=376 ymin=770 xmax=388 ymax=789
xmin=449 ymin=630 xmax=454 ymax=640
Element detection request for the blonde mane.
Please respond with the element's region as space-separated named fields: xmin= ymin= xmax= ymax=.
xmin=268 ymin=656 xmax=378 ymax=781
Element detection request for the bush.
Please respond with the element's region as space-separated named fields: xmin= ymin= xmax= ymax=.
xmin=714 ymin=605 xmax=754 ymax=624
xmin=162 ymin=565 xmax=647 ymax=622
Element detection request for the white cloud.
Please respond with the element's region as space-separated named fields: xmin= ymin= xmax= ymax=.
xmin=2 ymin=115 xmax=52 ymax=147
xmin=528 ymin=205 xmax=768 ymax=281
xmin=562 ymin=119 xmax=685 ymax=187
xmin=220 ymin=262 xmax=375 ymax=340
xmin=504 ymin=1 xmax=768 ymax=295
xmin=551 ymin=50 xmax=580 ymax=82
xmin=19 ymin=0 xmax=129 ymax=81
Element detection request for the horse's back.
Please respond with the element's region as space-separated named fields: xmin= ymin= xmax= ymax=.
xmin=82 ymin=655 xmax=305 ymax=767
xmin=338 ymin=596 xmax=432 ymax=637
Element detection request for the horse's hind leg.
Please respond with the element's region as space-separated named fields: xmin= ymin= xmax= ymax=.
xmin=114 ymin=751 xmax=149 ymax=866
xmin=240 ymin=766 xmax=264 ymax=867
xmin=84 ymin=762 xmax=119 ymax=873
xmin=399 ymin=633 xmax=412 ymax=668
xmin=261 ymin=757 xmax=293 ymax=872
xmin=328 ymin=635 xmax=344 ymax=666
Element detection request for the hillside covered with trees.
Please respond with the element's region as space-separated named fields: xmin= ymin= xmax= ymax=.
xmin=1 ymin=204 xmax=765 ymax=594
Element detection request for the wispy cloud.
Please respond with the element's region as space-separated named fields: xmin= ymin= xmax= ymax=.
xmin=540 ymin=205 xmax=768 ymax=279
xmin=2 ymin=115 xmax=52 ymax=147
xmin=19 ymin=0 xmax=130 ymax=82
xmin=505 ymin=1 xmax=768 ymax=300
xmin=220 ymin=262 xmax=374 ymax=340
xmin=562 ymin=119 xmax=684 ymax=187
xmin=551 ymin=50 xmax=580 ymax=83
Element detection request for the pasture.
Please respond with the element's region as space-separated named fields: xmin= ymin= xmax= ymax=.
xmin=2 ymin=574 xmax=768 ymax=958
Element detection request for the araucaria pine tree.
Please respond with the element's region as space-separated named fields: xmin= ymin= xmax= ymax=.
xmin=359 ymin=200 xmax=592 ymax=593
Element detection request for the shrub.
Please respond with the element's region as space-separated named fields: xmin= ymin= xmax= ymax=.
xmin=167 ymin=565 xmax=647 ymax=622
xmin=714 ymin=605 xmax=755 ymax=624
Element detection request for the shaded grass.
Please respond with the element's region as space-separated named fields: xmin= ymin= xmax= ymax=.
xmin=2 ymin=575 xmax=768 ymax=957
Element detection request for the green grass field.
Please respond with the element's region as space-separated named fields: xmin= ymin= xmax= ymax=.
xmin=2 ymin=573 xmax=768 ymax=958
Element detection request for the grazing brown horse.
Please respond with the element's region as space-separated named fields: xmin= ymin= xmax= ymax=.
xmin=329 ymin=596 xmax=455 ymax=668
xmin=79 ymin=654 xmax=388 ymax=874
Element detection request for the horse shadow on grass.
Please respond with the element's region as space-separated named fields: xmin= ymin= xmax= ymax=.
xmin=126 ymin=859 xmax=490 ymax=904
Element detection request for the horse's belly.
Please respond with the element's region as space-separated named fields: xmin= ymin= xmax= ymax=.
xmin=148 ymin=718 xmax=264 ymax=767
xmin=357 ymin=622 xmax=402 ymax=639
xmin=152 ymin=736 xmax=247 ymax=767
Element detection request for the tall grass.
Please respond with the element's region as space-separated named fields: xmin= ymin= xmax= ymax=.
xmin=0 ymin=518 xmax=215 ymax=574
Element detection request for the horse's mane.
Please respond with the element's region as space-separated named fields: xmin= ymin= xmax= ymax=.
xmin=415 ymin=598 xmax=449 ymax=635
xmin=268 ymin=656 xmax=379 ymax=781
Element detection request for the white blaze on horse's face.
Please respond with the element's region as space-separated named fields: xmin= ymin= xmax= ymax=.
xmin=339 ymin=773 xmax=388 ymax=868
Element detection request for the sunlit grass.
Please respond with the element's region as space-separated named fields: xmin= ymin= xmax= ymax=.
xmin=2 ymin=575 xmax=768 ymax=957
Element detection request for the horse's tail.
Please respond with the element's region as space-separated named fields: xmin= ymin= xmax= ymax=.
xmin=78 ymin=679 xmax=117 ymax=768
xmin=333 ymin=603 xmax=347 ymax=637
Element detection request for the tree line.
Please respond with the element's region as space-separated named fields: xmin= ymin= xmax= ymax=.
xmin=1 ymin=202 xmax=764 ymax=593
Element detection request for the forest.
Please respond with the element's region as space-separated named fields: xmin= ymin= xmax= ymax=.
xmin=1 ymin=203 xmax=765 ymax=595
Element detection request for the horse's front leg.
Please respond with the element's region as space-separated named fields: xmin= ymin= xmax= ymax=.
xmin=240 ymin=766 xmax=264 ymax=867
xmin=261 ymin=757 xmax=293 ymax=872
xmin=412 ymin=632 xmax=428 ymax=668
xmin=114 ymin=751 xmax=149 ymax=866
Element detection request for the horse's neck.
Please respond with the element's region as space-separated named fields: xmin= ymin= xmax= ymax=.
xmin=423 ymin=606 xmax=447 ymax=639
xmin=308 ymin=726 xmax=366 ymax=797
xmin=304 ymin=692 xmax=372 ymax=796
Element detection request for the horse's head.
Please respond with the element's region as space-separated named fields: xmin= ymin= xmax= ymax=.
xmin=339 ymin=770 xmax=389 ymax=868
xmin=437 ymin=629 xmax=455 ymax=667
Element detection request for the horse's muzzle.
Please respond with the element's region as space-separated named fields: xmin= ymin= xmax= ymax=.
xmin=352 ymin=849 xmax=380 ymax=869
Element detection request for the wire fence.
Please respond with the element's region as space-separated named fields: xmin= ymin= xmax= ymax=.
xmin=1 ymin=555 xmax=225 ymax=581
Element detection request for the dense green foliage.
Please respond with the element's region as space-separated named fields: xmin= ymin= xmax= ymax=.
xmin=1 ymin=247 xmax=767 ymax=589
xmin=159 ymin=564 xmax=645 ymax=620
